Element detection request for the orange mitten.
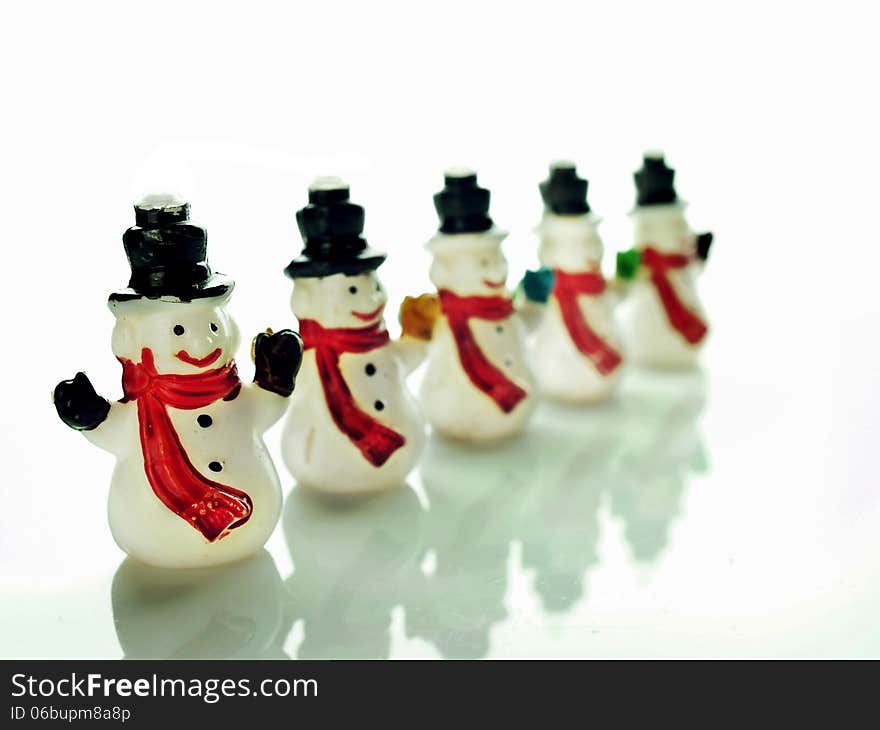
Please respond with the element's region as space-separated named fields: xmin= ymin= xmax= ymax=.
xmin=400 ymin=294 xmax=440 ymax=341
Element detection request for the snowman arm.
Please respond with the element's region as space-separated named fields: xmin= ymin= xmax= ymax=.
xmin=515 ymin=297 xmax=546 ymax=334
xmin=241 ymin=382 xmax=290 ymax=433
xmin=390 ymin=335 xmax=428 ymax=375
xmin=81 ymin=400 xmax=132 ymax=455
xmin=604 ymin=277 xmax=629 ymax=307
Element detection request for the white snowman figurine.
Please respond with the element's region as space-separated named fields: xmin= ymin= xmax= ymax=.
xmin=53 ymin=196 xmax=303 ymax=569
xmin=531 ymin=162 xmax=624 ymax=402
xmin=616 ymin=152 xmax=714 ymax=369
xmin=407 ymin=169 xmax=541 ymax=442
xmin=281 ymin=179 xmax=424 ymax=494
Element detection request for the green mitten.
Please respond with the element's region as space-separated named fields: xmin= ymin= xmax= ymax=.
xmin=616 ymin=249 xmax=641 ymax=280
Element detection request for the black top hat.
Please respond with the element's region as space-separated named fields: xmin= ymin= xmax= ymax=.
xmin=433 ymin=169 xmax=494 ymax=234
xmin=285 ymin=179 xmax=386 ymax=279
xmin=634 ymin=152 xmax=681 ymax=207
xmin=540 ymin=162 xmax=590 ymax=215
xmin=109 ymin=196 xmax=232 ymax=303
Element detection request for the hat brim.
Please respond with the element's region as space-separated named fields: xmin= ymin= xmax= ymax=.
xmin=534 ymin=211 xmax=602 ymax=236
xmin=108 ymin=274 xmax=234 ymax=304
xmin=629 ymin=199 xmax=688 ymax=214
xmin=426 ymin=227 xmax=508 ymax=256
xmin=284 ymin=248 xmax=386 ymax=279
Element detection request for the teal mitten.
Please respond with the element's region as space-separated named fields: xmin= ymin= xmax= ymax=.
xmin=520 ymin=267 xmax=555 ymax=303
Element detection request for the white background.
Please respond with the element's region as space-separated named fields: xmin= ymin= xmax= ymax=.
xmin=0 ymin=0 xmax=878 ymax=657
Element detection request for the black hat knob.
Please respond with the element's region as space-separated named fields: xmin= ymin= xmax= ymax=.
xmin=433 ymin=168 xmax=494 ymax=234
xmin=295 ymin=177 xmax=366 ymax=255
xmin=634 ymin=151 xmax=679 ymax=207
xmin=539 ymin=161 xmax=590 ymax=215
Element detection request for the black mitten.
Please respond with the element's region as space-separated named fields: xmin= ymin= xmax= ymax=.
xmin=54 ymin=372 xmax=111 ymax=431
xmin=253 ymin=329 xmax=304 ymax=397
xmin=696 ymin=232 xmax=714 ymax=261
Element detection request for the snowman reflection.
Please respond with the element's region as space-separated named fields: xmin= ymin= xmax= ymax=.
xmin=111 ymin=549 xmax=286 ymax=659
xmin=608 ymin=369 xmax=708 ymax=564
xmin=277 ymin=486 xmax=425 ymax=658
xmin=518 ymin=402 xmax=612 ymax=613
xmin=404 ymin=431 xmax=550 ymax=658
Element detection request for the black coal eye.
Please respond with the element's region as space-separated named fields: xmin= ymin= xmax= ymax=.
xmin=173 ymin=325 xmax=185 ymax=336
xmin=348 ymin=286 xmax=358 ymax=294
xmin=210 ymin=322 xmax=218 ymax=332
xmin=375 ymin=282 xmax=381 ymax=292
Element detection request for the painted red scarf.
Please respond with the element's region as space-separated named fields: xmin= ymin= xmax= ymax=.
xmin=438 ymin=289 xmax=527 ymax=413
xmin=552 ymin=269 xmax=622 ymax=375
xmin=298 ymin=319 xmax=405 ymax=467
xmin=640 ymin=247 xmax=708 ymax=345
xmin=119 ymin=348 xmax=252 ymax=542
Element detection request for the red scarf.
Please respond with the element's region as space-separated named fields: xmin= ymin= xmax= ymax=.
xmin=438 ymin=289 xmax=527 ymax=413
xmin=640 ymin=247 xmax=708 ymax=345
xmin=298 ymin=319 xmax=406 ymax=467
xmin=552 ymin=269 xmax=622 ymax=375
xmin=119 ymin=348 xmax=251 ymax=542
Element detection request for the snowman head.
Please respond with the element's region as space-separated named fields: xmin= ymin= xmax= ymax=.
xmin=291 ymin=270 xmax=387 ymax=329
xmin=109 ymin=292 xmax=241 ymax=375
xmin=632 ymin=203 xmax=695 ymax=254
xmin=536 ymin=213 xmax=604 ymax=272
xmin=426 ymin=229 xmax=510 ymax=296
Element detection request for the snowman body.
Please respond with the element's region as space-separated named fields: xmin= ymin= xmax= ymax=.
xmin=618 ymin=206 xmax=707 ymax=370
xmin=282 ymin=271 xmax=424 ymax=493
xmin=422 ymin=313 xmax=534 ymax=441
xmin=531 ymin=213 xmax=623 ymax=402
xmin=420 ymin=231 xmax=536 ymax=442
xmin=89 ymin=297 xmax=287 ymax=569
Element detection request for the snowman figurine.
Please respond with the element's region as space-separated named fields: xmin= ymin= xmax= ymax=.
xmin=531 ymin=162 xmax=624 ymax=402
xmin=281 ymin=179 xmax=425 ymax=494
xmin=406 ymin=169 xmax=541 ymax=442
xmin=616 ymin=153 xmax=714 ymax=368
xmin=52 ymin=196 xmax=303 ymax=569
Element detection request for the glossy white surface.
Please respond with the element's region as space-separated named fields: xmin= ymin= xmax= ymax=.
xmin=1 ymin=0 xmax=878 ymax=658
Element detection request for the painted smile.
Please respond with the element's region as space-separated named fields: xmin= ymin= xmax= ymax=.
xmin=351 ymin=304 xmax=385 ymax=322
xmin=483 ymin=278 xmax=505 ymax=289
xmin=176 ymin=348 xmax=222 ymax=367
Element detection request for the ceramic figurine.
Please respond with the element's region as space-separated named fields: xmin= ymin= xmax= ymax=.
xmin=402 ymin=169 xmax=544 ymax=442
xmin=281 ymin=178 xmax=425 ymax=494
xmin=531 ymin=162 xmax=624 ymax=402
xmin=53 ymin=195 xmax=303 ymax=569
xmin=616 ymin=152 xmax=713 ymax=368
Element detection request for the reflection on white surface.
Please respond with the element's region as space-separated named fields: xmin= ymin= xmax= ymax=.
xmin=405 ymin=433 xmax=539 ymax=658
xmin=112 ymin=550 xmax=285 ymax=659
xmin=2 ymin=0 xmax=879 ymax=657
xmin=279 ymin=485 xmax=425 ymax=659
xmin=606 ymin=370 xmax=707 ymax=565
xmin=97 ymin=370 xmax=708 ymax=660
